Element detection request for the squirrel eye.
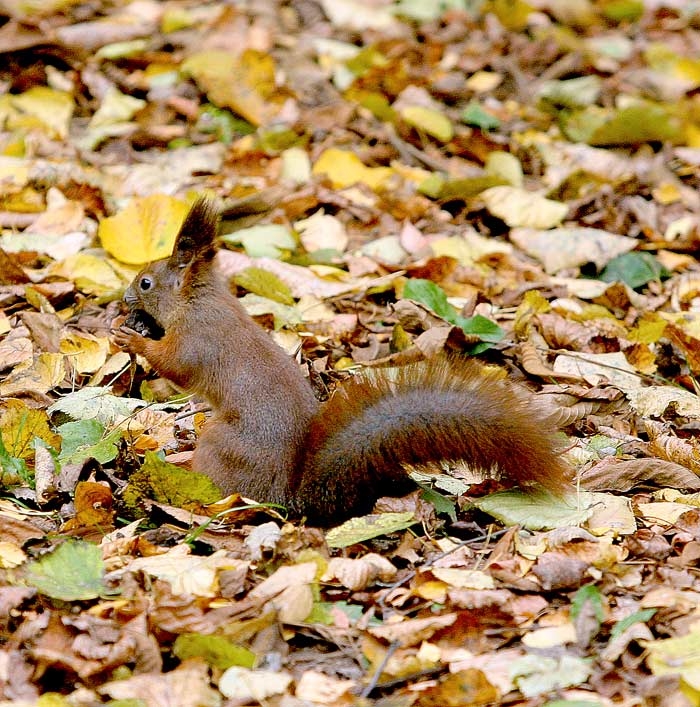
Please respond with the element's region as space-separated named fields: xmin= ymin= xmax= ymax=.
xmin=139 ymin=276 xmax=153 ymax=292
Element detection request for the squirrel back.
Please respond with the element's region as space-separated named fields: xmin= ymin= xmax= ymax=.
xmin=116 ymin=197 xmax=572 ymax=525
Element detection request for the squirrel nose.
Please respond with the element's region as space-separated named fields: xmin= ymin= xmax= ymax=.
xmin=124 ymin=285 xmax=138 ymax=307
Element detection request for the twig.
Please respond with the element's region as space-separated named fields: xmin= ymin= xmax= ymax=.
xmin=377 ymin=526 xmax=509 ymax=612
xmin=384 ymin=123 xmax=450 ymax=173
xmin=361 ymin=640 xmax=400 ymax=698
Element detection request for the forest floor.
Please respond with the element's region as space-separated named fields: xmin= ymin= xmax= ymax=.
xmin=2 ymin=0 xmax=700 ymax=705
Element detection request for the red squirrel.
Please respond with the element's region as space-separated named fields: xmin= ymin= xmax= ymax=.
xmin=114 ymin=197 xmax=572 ymax=525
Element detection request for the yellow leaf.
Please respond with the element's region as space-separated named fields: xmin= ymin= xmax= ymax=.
xmin=10 ymin=87 xmax=74 ymax=140
xmin=645 ymin=43 xmax=700 ymax=90
xmin=49 ymin=253 xmax=127 ymax=294
xmin=161 ymin=7 xmax=195 ymax=32
xmin=0 ymin=352 xmax=65 ymax=397
xmin=522 ymin=624 xmax=577 ymax=648
xmin=414 ymin=580 xmax=447 ymax=602
xmin=98 ymin=194 xmax=190 ymax=265
xmin=485 ymin=151 xmax=524 ymax=187
xmin=646 ymin=627 xmax=700 ymax=690
xmin=1 ymin=0 xmax=82 ymax=18
xmin=0 ymin=542 xmax=26 ymax=569
xmin=0 ymin=155 xmax=29 ymax=188
xmin=686 ymin=123 xmax=700 ymax=148
xmin=128 ymin=546 xmax=239 ymax=597
xmin=182 ymin=49 xmax=278 ymax=126
xmin=652 ymin=182 xmax=682 ymax=205
xmin=0 ymin=399 xmax=61 ymax=459
xmin=313 ymin=148 xmax=393 ymax=190
xmin=483 ymin=0 xmax=534 ymax=31
xmin=481 ymin=186 xmax=568 ymax=229
xmin=401 ymin=105 xmax=454 ymax=142
xmin=430 ymin=568 xmax=495 ymax=589
xmin=465 ymin=70 xmax=503 ymax=93
xmin=60 ymin=332 xmax=109 ymax=374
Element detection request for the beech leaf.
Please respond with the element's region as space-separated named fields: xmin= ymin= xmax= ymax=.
xmin=98 ymin=194 xmax=190 ymax=265
xmin=24 ymin=540 xmax=108 ymax=601
xmin=471 ymin=490 xmax=594 ymax=530
xmin=325 ymin=512 xmax=416 ymax=548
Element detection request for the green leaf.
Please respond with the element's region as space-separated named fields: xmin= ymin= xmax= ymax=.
xmin=306 ymin=600 xmax=368 ymax=625
xmin=600 ymin=252 xmax=669 ymax=289
xmin=345 ymin=46 xmax=388 ymax=77
xmin=431 ymin=175 xmax=505 ymax=200
xmin=403 ymin=279 xmax=503 ymax=349
xmin=511 ymin=654 xmax=592 ymax=698
xmin=611 ymin=608 xmax=656 ymax=641
xmin=351 ymin=91 xmax=397 ymax=122
xmin=537 ymin=76 xmax=602 ymax=111
xmin=572 ymin=584 xmax=605 ymax=627
xmin=173 ymin=633 xmax=256 ymax=670
xmin=57 ymin=419 xmax=121 ymax=465
xmin=326 ymin=512 xmax=415 ymax=548
xmin=419 ymin=486 xmax=456 ymax=522
xmin=122 ymin=451 xmax=222 ymax=514
xmin=458 ymin=314 xmax=503 ymax=342
xmin=562 ymin=104 xmax=683 ymax=146
xmin=393 ymin=0 xmax=468 ymax=21
xmin=417 ymin=173 xmax=445 ymax=199
xmin=48 ymin=387 xmax=146 ymax=426
xmin=403 ymin=278 xmax=455 ymax=320
xmin=471 ymin=489 xmax=594 ymax=531
xmin=257 ymin=127 xmax=304 ymax=154
xmin=485 ymin=151 xmax=523 ymax=187
xmin=232 ymin=267 xmax=295 ymax=305
xmin=24 ymin=540 xmax=108 ymax=601
xmin=0 ymin=435 xmax=31 ymax=486
xmin=461 ymin=100 xmax=501 ymax=130
xmin=401 ymin=105 xmax=454 ymax=142
xmin=197 ymin=104 xmax=254 ymax=143
xmin=602 ymin=0 xmax=643 ymax=22
xmin=220 ymin=224 xmax=296 ymax=258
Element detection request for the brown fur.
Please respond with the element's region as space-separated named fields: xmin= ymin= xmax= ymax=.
xmin=115 ymin=198 xmax=573 ymax=525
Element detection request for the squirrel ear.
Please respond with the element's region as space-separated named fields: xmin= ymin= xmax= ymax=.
xmin=171 ymin=196 xmax=220 ymax=268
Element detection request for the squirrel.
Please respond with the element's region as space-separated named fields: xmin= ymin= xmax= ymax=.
xmin=113 ymin=197 xmax=573 ymax=525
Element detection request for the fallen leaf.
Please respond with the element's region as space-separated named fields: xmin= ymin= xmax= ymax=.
xmin=481 ymin=186 xmax=569 ymax=229
xmin=219 ymin=666 xmax=293 ymax=701
xmin=322 ymin=554 xmax=396 ymax=591
xmin=313 ymin=148 xmax=394 ymax=190
xmin=24 ymin=540 xmax=108 ymax=601
xmin=98 ymin=194 xmax=190 ymax=265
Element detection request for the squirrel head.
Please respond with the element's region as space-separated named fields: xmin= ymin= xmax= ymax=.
xmin=124 ymin=197 xmax=220 ymax=334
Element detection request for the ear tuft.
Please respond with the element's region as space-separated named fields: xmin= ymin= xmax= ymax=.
xmin=172 ymin=196 xmax=220 ymax=267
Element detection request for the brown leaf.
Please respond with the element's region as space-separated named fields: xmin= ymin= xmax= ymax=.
xmin=580 ymin=457 xmax=700 ymax=492
xmin=0 ymin=248 xmax=29 ymax=284
xmin=98 ymin=659 xmax=219 ymax=706
xmin=532 ymin=552 xmax=589 ymax=591
xmin=416 ymin=669 xmax=499 ymax=707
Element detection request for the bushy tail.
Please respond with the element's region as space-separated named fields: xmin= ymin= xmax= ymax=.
xmin=290 ymin=357 xmax=572 ymax=525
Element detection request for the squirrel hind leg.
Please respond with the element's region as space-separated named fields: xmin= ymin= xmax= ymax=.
xmin=192 ymin=419 xmax=293 ymax=506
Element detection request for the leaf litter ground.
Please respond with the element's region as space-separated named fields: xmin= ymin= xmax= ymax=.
xmin=2 ymin=0 xmax=700 ymax=704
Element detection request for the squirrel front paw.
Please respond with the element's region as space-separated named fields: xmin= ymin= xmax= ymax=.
xmin=113 ymin=325 xmax=145 ymax=355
